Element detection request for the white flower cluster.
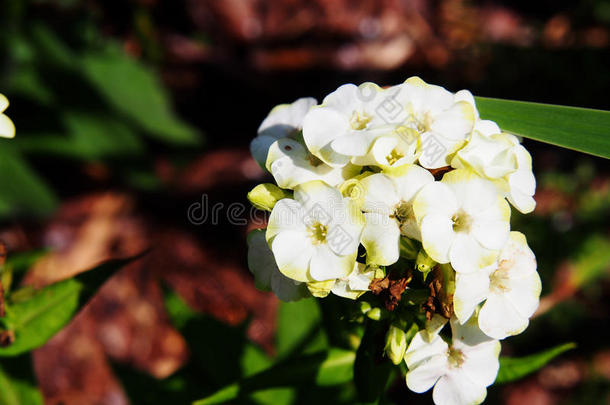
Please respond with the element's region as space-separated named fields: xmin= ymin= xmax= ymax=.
xmin=247 ymin=77 xmax=540 ymax=405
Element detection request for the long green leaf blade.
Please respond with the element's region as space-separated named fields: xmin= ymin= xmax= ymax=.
xmin=192 ymin=348 xmax=355 ymax=405
xmin=495 ymin=342 xmax=576 ymax=384
xmin=0 ymin=254 xmax=142 ymax=356
xmin=475 ymin=97 xmax=610 ymax=159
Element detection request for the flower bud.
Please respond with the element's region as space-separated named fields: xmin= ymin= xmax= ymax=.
xmin=385 ymin=324 xmax=407 ymax=365
xmin=247 ymin=183 xmax=291 ymax=212
xmin=366 ymin=307 xmax=382 ymax=321
xmin=416 ymin=249 xmax=436 ymax=280
xmin=359 ymin=301 xmax=372 ymax=315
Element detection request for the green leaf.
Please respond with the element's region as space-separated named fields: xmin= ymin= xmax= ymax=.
xmin=475 ymin=97 xmax=610 ymax=159
xmin=277 ymin=298 xmax=326 ymax=358
xmin=0 ymin=362 xmax=43 ymax=405
xmin=354 ymin=321 xmax=393 ymax=402
xmin=81 ymin=46 xmax=201 ymax=146
xmin=495 ymin=342 xmax=576 ymax=384
xmin=16 ymin=112 xmax=144 ymax=160
xmin=241 ymin=345 xmax=295 ymax=405
xmin=192 ymin=348 xmax=356 ymax=405
xmin=0 ymin=147 xmax=58 ymax=218
xmin=0 ymin=254 xmax=142 ymax=356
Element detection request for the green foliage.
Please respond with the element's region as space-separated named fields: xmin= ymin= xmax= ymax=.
xmin=0 ymin=360 xmax=43 ymax=405
xmin=81 ymin=46 xmax=200 ymax=146
xmin=495 ymin=342 xmax=576 ymax=384
xmin=193 ymin=348 xmax=356 ymax=405
xmin=277 ymin=298 xmax=327 ymax=357
xmin=0 ymin=147 xmax=58 ymax=218
xmin=0 ymin=20 xmax=202 ymax=219
xmin=353 ymin=321 xmax=394 ymax=403
xmin=0 ymin=255 xmax=140 ymax=356
xmin=476 ymin=97 xmax=610 ymax=159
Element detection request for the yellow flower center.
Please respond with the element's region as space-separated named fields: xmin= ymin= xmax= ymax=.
xmin=308 ymin=222 xmax=328 ymax=244
xmin=414 ymin=111 xmax=433 ymax=133
xmin=386 ymin=148 xmax=404 ymax=166
xmin=394 ymin=201 xmax=414 ymax=225
xmin=452 ymin=210 xmax=473 ymax=233
xmin=447 ymin=347 xmax=465 ymax=368
xmin=490 ymin=262 xmax=512 ymax=293
xmin=350 ymin=110 xmax=372 ymax=130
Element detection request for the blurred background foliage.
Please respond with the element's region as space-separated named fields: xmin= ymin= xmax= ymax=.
xmin=0 ymin=0 xmax=609 ymax=404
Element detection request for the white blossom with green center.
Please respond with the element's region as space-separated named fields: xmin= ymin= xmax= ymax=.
xmin=266 ymin=180 xmax=364 ymax=282
xmin=302 ymin=82 xmax=398 ymax=167
xmin=453 ymin=232 xmax=541 ymax=339
xmin=390 ymin=77 xmax=477 ymax=169
xmin=357 ymin=164 xmax=434 ymax=265
xmin=451 ymin=120 xmax=537 ymax=214
xmin=404 ymin=315 xmax=501 ymax=405
xmin=413 ymin=169 xmax=511 ymax=273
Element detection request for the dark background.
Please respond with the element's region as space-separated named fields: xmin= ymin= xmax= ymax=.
xmin=0 ymin=0 xmax=609 ymax=404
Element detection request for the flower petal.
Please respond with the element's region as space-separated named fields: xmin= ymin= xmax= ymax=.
xmin=454 ymin=271 xmax=490 ymax=324
xmin=478 ymin=293 xmax=528 ymax=339
xmin=270 ymin=230 xmax=315 ymax=282
xmin=360 ymin=173 xmax=399 ymax=214
xmin=0 ymin=114 xmax=15 ymax=139
xmin=432 ymin=371 xmax=487 ymax=405
xmin=420 ymin=214 xmax=455 ymax=264
xmin=460 ymin=340 xmax=501 ymax=387
xmin=266 ymin=198 xmax=305 ymax=242
xmin=413 ymin=182 xmax=459 ymax=223
xmin=257 ymin=97 xmax=317 ymax=139
xmin=505 ymin=272 xmax=541 ymax=319
xmin=385 ymin=164 xmax=435 ymax=203
xmin=449 ymin=233 xmax=498 ymax=274
xmin=405 ymin=354 xmax=447 ymax=394
xmin=309 ymin=244 xmax=354 ymax=281
xmin=361 ymin=212 xmax=401 ymax=265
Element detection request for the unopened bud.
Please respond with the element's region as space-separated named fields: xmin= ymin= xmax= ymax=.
xmin=367 ymin=307 xmax=382 ymax=321
xmin=359 ymin=301 xmax=372 ymax=315
xmin=416 ymin=249 xmax=437 ymax=280
xmin=385 ymin=325 xmax=407 ymax=365
xmin=247 ymin=183 xmax=291 ymax=211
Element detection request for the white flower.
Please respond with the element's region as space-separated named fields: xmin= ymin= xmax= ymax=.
xmin=504 ymin=143 xmax=536 ymax=214
xmin=302 ymin=83 xmax=397 ymax=167
xmin=451 ymin=131 xmax=518 ymax=180
xmin=351 ymin=130 xmax=419 ymax=169
xmin=247 ymin=229 xmax=310 ymax=301
xmin=451 ymin=99 xmax=536 ymax=214
xmin=480 ymin=232 xmax=541 ymax=339
xmin=266 ymin=180 xmax=364 ymax=282
xmin=0 ymin=94 xmax=16 ymax=139
xmin=330 ymin=262 xmax=376 ymax=300
xmin=413 ymin=169 xmax=510 ymax=273
xmin=265 ymin=137 xmax=361 ymax=189
xmin=358 ymin=165 xmax=434 ymax=265
xmin=404 ymin=315 xmax=501 ymax=405
xmin=250 ymin=97 xmax=317 ymax=168
xmin=392 ymin=77 xmax=476 ymax=169
xmin=453 ymin=232 xmax=541 ymax=339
